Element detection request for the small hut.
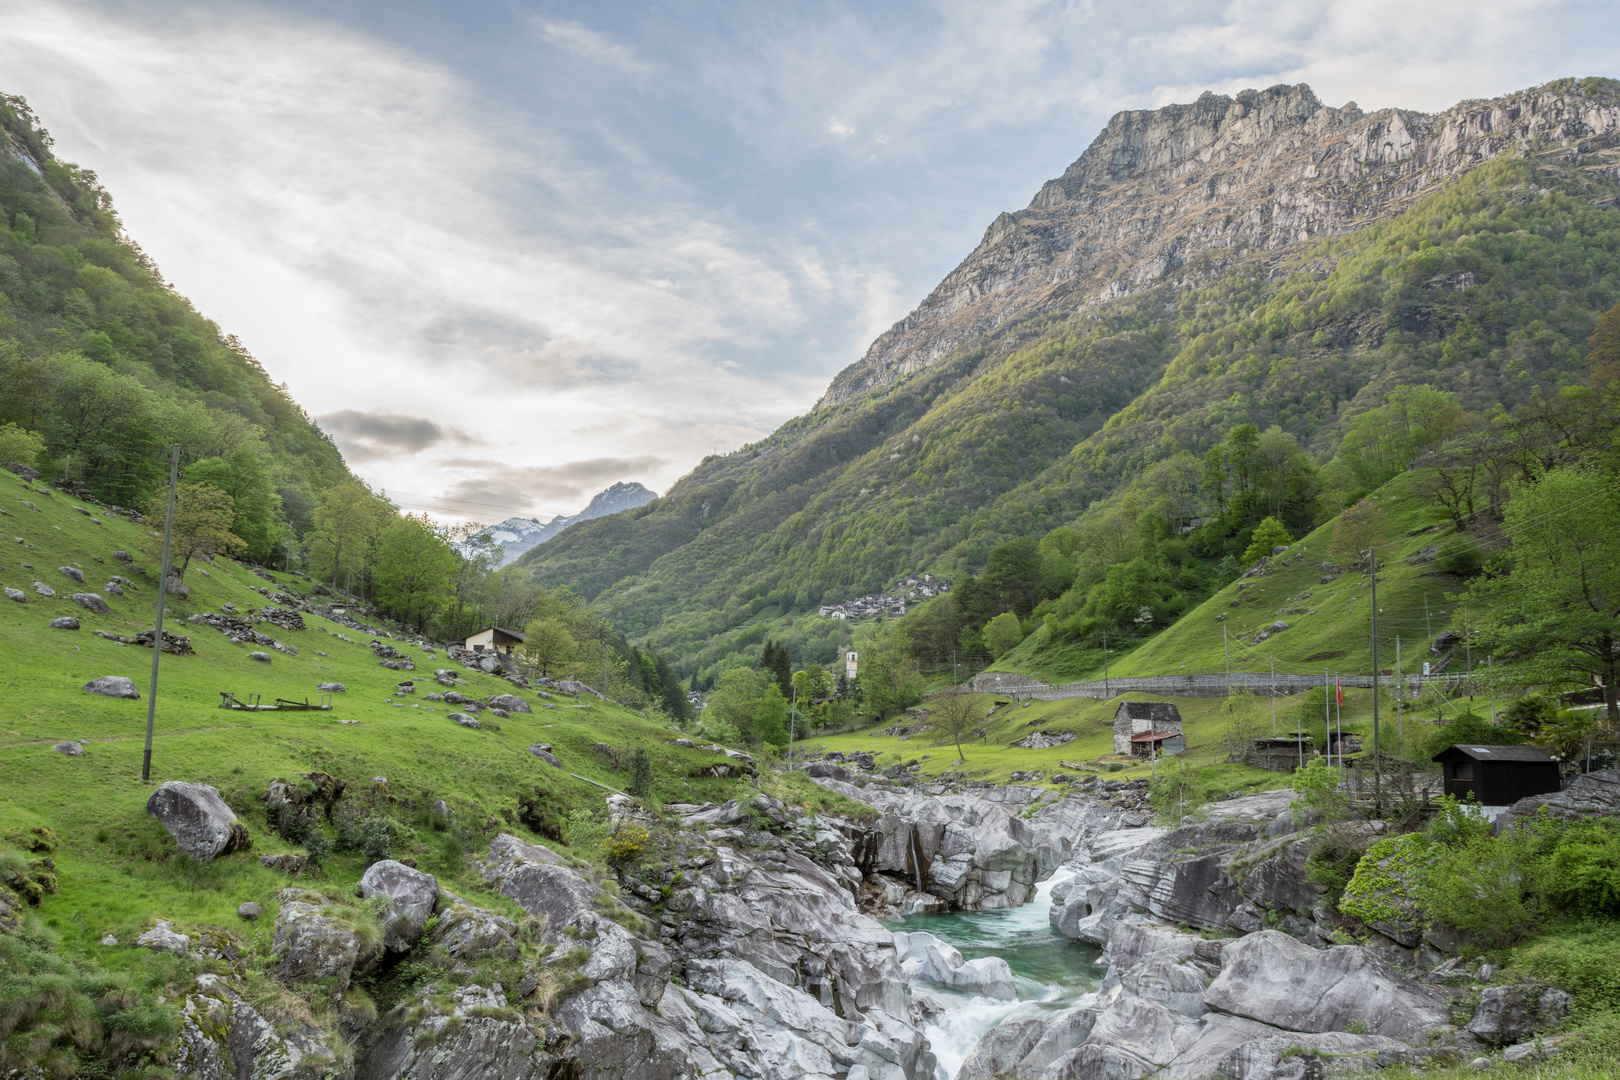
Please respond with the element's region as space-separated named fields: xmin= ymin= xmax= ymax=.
xmin=1431 ymin=744 xmax=1561 ymax=807
xmin=1114 ymin=701 xmax=1183 ymax=757
xmin=464 ymin=627 xmax=525 ymax=656
xmin=1251 ymin=734 xmax=1313 ymax=772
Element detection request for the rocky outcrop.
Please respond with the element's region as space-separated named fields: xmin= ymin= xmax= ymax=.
xmin=1499 ymin=767 xmax=1620 ymax=824
xmin=178 ymin=972 xmax=340 ymax=1080
xmin=819 ymin=80 xmax=1620 ymax=406
xmin=147 ymin=781 xmax=251 ymax=860
xmin=816 ymin=778 xmax=1070 ymax=911
xmin=893 ymin=931 xmax=1016 ymax=999
xmin=273 ymin=889 xmax=380 ymax=991
xmin=359 ymin=859 xmax=440 ymax=953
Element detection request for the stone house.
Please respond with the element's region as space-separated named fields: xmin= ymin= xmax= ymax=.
xmin=1113 ymin=701 xmax=1184 ymax=758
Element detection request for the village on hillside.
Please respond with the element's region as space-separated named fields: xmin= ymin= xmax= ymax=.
xmin=817 ymin=573 xmax=949 ymax=620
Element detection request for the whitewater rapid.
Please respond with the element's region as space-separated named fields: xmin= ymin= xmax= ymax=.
xmin=886 ymin=875 xmax=1104 ymax=1080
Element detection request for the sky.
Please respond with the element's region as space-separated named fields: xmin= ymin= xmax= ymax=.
xmin=1 ymin=0 xmax=1617 ymax=524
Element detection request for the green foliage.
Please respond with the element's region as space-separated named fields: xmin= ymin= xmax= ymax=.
xmin=0 ymin=421 xmax=45 ymax=470
xmin=627 ymin=749 xmax=654 ymax=799
xmin=982 ymin=612 xmax=1024 ymax=657
xmin=372 ymin=514 xmax=459 ymax=632
xmin=1241 ymin=517 xmax=1292 ymax=565
xmin=1289 ymin=758 xmax=1350 ymax=822
xmin=1340 ymin=833 xmax=1431 ymax=928
xmin=1422 ymin=711 xmax=1523 ymax=758
xmin=1514 ymin=921 xmax=1620 ymax=1010
xmin=602 ymin=822 xmax=650 ymax=865
xmin=0 ymin=927 xmax=179 ymax=1077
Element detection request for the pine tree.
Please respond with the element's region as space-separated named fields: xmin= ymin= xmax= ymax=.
xmin=628 ymin=748 xmax=654 ymax=798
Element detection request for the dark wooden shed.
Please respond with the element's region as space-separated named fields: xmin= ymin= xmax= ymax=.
xmin=1431 ymin=744 xmax=1561 ymax=806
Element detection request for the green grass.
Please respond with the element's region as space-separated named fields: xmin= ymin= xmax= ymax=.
xmin=811 ymin=689 xmax=1293 ymax=793
xmin=997 ymin=468 xmax=1476 ymax=688
xmin=0 ymin=474 xmax=761 ymax=964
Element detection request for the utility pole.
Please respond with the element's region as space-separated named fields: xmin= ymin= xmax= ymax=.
xmin=1424 ymin=593 xmax=1432 ymax=646
xmin=1270 ymin=655 xmax=1277 ymax=736
xmin=1489 ymin=655 xmax=1495 ymax=722
xmin=789 ymin=683 xmax=796 ymax=766
xmin=1335 ymin=672 xmax=1343 ymax=784
xmin=1322 ymin=670 xmax=1330 ymax=772
xmin=1395 ymin=637 xmax=1403 ymax=744
xmin=1223 ymin=626 xmax=1229 ymax=676
xmin=1464 ymin=604 xmax=1473 ymax=701
xmin=1370 ymin=545 xmax=1381 ymax=815
xmin=1103 ymin=629 xmax=1111 ymax=701
xmin=142 ymin=444 xmax=180 ymax=784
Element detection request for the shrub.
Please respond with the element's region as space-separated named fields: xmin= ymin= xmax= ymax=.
xmin=1416 ymin=829 xmax=1549 ymax=948
xmin=516 ymin=787 xmax=565 ymax=843
xmin=602 ymin=822 xmax=650 ymax=865
xmin=628 ymin=749 xmax=654 ymax=799
xmin=1340 ymin=833 xmax=1430 ymax=932
xmin=1540 ymin=821 xmax=1620 ymax=918
xmin=360 ymin=814 xmax=392 ymax=864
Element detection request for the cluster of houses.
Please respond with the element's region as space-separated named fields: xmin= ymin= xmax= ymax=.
xmin=816 ymin=574 xmax=949 ymax=621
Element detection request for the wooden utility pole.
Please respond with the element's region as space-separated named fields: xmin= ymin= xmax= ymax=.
xmin=1370 ymin=545 xmax=1381 ymax=815
xmin=1395 ymin=636 xmax=1403 ymax=743
xmin=142 ymin=444 xmax=180 ymax=783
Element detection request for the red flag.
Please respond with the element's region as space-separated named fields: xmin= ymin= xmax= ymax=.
xmin=1335 ymin=677 xmax=1343 ymax=707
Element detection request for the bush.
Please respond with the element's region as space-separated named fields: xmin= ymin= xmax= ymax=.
xmin=1540 ymin=821 xmax=1620 ymax=918
xmin=1422 ymin=711 xmax=1521 ymax=758
xmin=602 ymin=822 xmax=650 ymax=865
xmin=1514 ymin=921 xmax=1620 ymax=1009
xmin=1416 ymin=829 xmax=1549 ymax=948
xmin=628 ymin=749 xmax=654 ymax=799
xmin=516 ymin=787 xmax=565 ymax=843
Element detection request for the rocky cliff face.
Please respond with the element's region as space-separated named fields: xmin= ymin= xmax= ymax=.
xmin=818 ymin=79 xmax=1620 ymax=407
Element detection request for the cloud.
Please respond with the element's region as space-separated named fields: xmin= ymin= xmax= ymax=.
xmin=413 ymin=455 xmax=667 ymax=521
xmin=316 ymin=408 xmax=472 ymax=461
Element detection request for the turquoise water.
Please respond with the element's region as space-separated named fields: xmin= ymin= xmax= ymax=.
xmin=885 ymin=876 xmax=1105 ymax=1079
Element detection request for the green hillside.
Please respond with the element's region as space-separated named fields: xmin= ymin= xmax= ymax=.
xmin=0 ymin=95 xmax=352 ymax=554
xmin=524 ymin=151 xmax=1620 ymax=683
xmin=0 ymin=472 xmax=797 ymax=962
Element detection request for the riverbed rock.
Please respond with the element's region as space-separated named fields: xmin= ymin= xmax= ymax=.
xmin=358 ymin=860 xmax=440 ymax=952
xmin=1204 ymin=930 xmax=1448 ymax=1040
xmin=147 ymin=781 xmax=251 ymax=860
xmin=82 ymin=675 xmax=140 ymax=699
xmin=893 ymin=931 xmax=1016 ymax=999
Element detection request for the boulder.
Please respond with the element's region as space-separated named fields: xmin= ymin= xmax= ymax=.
xmin=1204 ymin=930 xmax=1448 ymax=1041
xmin=273 ymin=890 xmax=374 ymax=990
xmin=58 ymin=565 xmax=85 ymax=583
xmin=1500 ymin=768 xmax=1620 ymax=824
xmin=1467 ymin=985 xmax=1572 ymax=1045
xmin=450 ymin=713 xmax=481 ymax=728
xmin=238 ymin=902 xmax=262 ymax=920
xmin=430 ymin=891 xmax=520 ymax=961
xmin=178 ymin=973 xmax=341 ymax=1080
xmin=147 ymin=781 xmax=252 ymax=860
xmin=358 ymin=859 xmax=440 ymax=952
xmin=135 ymin=919 xmax=192 ymax=955
xmin=105 ymin=581 xmax=123 ymax=595
xmin=164 ymin=576 xmax=190 ymax=598
xmin=316 ymin=682 xmax=346 ymax=692
xmin=48 ymin=616 xmax=80 ymax=629
xmin=248 ymin=651 xmax=271 ymax=663
xmin=4 ymin=587 xmax=23 ymax=602
xmin=484 ymin=836 xmax=597 ymax=930
xmin=31 ymin=581 xmax=54 ymax=596
xmin=527 ymin=744 xmax=561 ymax=766
xmin=487 ymin=693 xmax=531 ymax=713
xmin=259 ymin=853 xmax=308 ymax=876
xmin=957 ymin=1017 xmax=1047 ymax=1080
xmin=893 ymin=931 xmax=1016 ymax=999
xmin=53 ymin=741 xmax=84 ymax=756
xmin=82 ymin=674 xmax=140 ymax=699
xmin=71 ymin=592 xmax=110 ymax=614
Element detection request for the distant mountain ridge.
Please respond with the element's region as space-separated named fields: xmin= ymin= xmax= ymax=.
xmin=469 ymin=481 xmax=655 ymax=565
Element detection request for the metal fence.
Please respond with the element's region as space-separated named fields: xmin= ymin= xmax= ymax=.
xmin=967 ymin=669 xmax=1481 ymax=701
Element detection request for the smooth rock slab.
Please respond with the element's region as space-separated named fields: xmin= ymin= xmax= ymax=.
xmin=82 ymin=675 xmax=140 ymax=699
xmin=148 ymin=781 xmax=251 ymax=860
xmin=1205 ymin=930 xmax=1448 ymax=1041
xmin=49 ymin=616 xmax=80 ymax=629
xmin=358 ymin=859 xmax=440 ymax=952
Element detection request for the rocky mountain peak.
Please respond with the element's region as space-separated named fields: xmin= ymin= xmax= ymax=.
xmin=817 ymin=78 xmax=1620 ymax=408
xmin=464 ymin=481 xmax=657 ymax=566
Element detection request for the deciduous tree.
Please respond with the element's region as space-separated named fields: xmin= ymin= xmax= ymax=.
xmin=143 ymin=482 xmax=245 ymax=578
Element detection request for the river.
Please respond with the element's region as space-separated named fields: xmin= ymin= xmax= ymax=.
xmin=885 ymin=875 xmax=1104 ymax=1079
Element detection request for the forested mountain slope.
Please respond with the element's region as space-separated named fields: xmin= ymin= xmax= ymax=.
xmin=520 ymin=78 xmax=1620 ymax=681
xmin=0 ymin=95 xmax=353 ymax=552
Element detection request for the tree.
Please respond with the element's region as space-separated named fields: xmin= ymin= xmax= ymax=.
xmin=0 ymin=422 xmax=45 ymax=471
xmin=143 ymin=483 xmax=245 ymax=578
xmin=751 ymin=684 xmax=790 ymax=747
xmin=519 ymin=620 xmax=577 ymax=678
xmin=183 ymin=441 xmax=285 ymax=563
xmin=1220 ymin=689 xmax=1264 ymax=763
xmin=1325 ymin=499 xmax=1387 ymax=567
xmin=758 ymin=639 xmax=792 ymax=698
xmin=983 ymin=612 xmax=1024 ymax=657
xmin=628 ymin=748 xmax=654 ymax=798
xmin=309 ymin=482 xmax=387 ymax=594
xmin=1241 ymin=517 xmax=1292 ymax=565
xmin=372 ymin=514 xmax=459 ymax=631
xmin=929 ymin=687 xmax=981 ymax=764
xmin=1470 ymin=469 xmax=1620 ymax=719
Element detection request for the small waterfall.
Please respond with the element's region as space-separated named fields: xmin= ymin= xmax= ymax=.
xmin=887 ymin=874 xmax=1103 ymax=1080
